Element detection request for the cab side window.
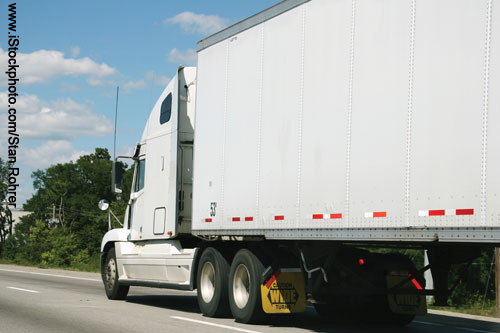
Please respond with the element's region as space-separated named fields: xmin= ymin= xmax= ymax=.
xmin=134 ymin=159 xmax=146 ymax=192
xmin=159 ymin=93 xmax=172 ymax=124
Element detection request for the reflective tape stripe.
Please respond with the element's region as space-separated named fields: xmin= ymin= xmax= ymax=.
xmin=418 ymin=210 xmax=429 ymax=217
xmin=364 ymin=212 xmax=386 ymax=218
xmin=429 ymin=210 xmax=445 ymax=216
xmin=419 ymin=209 xmax=474 ymax=217
xmin=456 ymin=209 xmax=474 ymax=215
xmin=312 ymin=213 xmax=343 ymax=219
xmin=205 ymin=218 xmax=212 ymax=222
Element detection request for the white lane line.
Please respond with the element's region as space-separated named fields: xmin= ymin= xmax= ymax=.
xmin=170 ymin=316 xmax=262 ymax=333
xmin=413 ymin=321 xmax=444 ymax=326
xmin=0 ymin=268 xmax=100 ymax=282
xmin=7 ymin=286 xmax=40 ymax=293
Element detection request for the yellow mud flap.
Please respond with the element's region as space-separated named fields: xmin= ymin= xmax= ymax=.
xmin=386 ymin=275 xmax=427 ymax=315
xmin=261 ymin=268 xmax=307 ymax=314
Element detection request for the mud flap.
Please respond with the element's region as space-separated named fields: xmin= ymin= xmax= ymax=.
xmin=261 ymin=268 xmax=307 ymax=313
xmin=386 ymin=275 xmax=427 ymax=315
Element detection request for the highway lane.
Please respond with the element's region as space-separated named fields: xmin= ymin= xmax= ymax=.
xmin=0 ymin=264 xmax=499 ymax=333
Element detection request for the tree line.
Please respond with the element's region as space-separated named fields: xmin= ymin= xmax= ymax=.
xmin=0 ymin=148 xmax=132 ymax=270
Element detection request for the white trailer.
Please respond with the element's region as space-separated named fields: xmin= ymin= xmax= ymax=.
xmin=101 ymin=0 xmax=499 ymax=325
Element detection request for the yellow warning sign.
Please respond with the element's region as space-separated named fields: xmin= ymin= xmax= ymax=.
xmin=261 ymin=269 xmax=307 ymax=314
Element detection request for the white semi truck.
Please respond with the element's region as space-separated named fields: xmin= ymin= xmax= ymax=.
xmin=100 ymin=0 xmax=499 ymax=325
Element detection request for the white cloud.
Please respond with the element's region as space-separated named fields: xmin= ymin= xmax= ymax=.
xmin=70 ymin=46 xmax=80 ymax=58
xmin=117 ymin=144 xmax=135 ymax=157
xmin=0 ymin=92 xmax=113 ymax=140
xmin=86 ymin=71 xmax=170 ymax=92
xmin=87 ymin=78 xmax=103 ymax=86
xmin=167 ymin=48 xmax=197 ymax=66
xmin=123 ymin=79 xmax=147 ymax=94
xmin=146 ymin=71 xmax=170 ymax=87
xmin=164 ymin=11 xmax=228 ymax=35
xmin=0 ymin=48 xmax=117 ymax=85
xmin=19 ymin=140 xmax=90 ymax=169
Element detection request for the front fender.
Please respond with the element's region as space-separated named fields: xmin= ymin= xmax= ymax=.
xmin=100 ymin=228 xmax=129 ymax=252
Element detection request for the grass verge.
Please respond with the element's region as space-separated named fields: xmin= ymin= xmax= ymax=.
xmin=0 ymin=253 xmax=100 ymax=273
xmin=429 ymin=300 xmax=498 ymax=318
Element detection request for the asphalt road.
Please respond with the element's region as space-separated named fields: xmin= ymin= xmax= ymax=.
xmin=0 ymin=264 xmax=499 ymax=333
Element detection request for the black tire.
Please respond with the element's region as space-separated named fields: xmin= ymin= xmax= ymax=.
xmin=313 ymin=300 xmax=352 ymax=323
xmin=228 ymin=249 xmax=265 ymax=324
xmin=103 ymin=247 xmax=129 ymax=300
xmin=196 ymin=247 xmax=231 ymax=317
xmin=386 ymin=313 xmax=415 ymax=327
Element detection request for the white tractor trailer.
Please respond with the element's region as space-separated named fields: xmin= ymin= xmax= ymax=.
xmin=100 ymin=0 xmax=500 ymax=325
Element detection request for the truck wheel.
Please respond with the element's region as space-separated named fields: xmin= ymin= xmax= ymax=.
xmin=228 ymin=249 xmax=265 ymax=323
xmin=196 ymin=247 xmax=230 ymax=317
xmin=103 ymin=247 xmax=129 ymax=300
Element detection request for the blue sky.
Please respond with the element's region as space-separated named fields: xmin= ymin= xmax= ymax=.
xmin=1 ymin=1 xmax=279 ymax=206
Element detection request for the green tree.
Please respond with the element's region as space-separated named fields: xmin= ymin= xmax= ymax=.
xmin=23 ymin=148 xmax=115 ymax=254
xmin=3 ymin=148 xmax=133 ymax=268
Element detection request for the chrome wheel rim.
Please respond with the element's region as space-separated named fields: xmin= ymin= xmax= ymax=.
xmin=200 ymin=261 xmax=216 ymax=303
xmin=105 ymin=257 xmax=116 ymax=290
xmin=233 ymin=264 xmax=250 ymax=309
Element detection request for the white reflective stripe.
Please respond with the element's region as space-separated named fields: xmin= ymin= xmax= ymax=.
xmin=445 ymin=209 xmax=454 ymax=216
xmin=418 ymin=210 xmax=429 ymax=217
xmin=364 ymin=212 xmax=373 ymax=218
xmin=323 ymin=214 xmax=329 ymax=219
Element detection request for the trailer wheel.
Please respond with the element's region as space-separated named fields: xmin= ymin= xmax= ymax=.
xmin=228 ymin=249 xmax=265 ymax=323
xmin=196 ymin=247 xmax=231 ymax=317
xmin=386 ymin=313 xmax=415 ymax=326
xmin=103 ymin=247 xmax=129 ymax=300
xmin=313 ymin=299 xmax=351 ymax=322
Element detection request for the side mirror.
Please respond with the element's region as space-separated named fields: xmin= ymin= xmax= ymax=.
xmin=112 ymin=161 xmax=125 ymax=194
xmin=98 ymin=199 xmax=109 ymax=211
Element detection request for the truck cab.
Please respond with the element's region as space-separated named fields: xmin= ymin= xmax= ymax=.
xmin=101 ymin=67 xmax=198 ymax=293
xmin=127 ymin=66 xmax=195 ymax=241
